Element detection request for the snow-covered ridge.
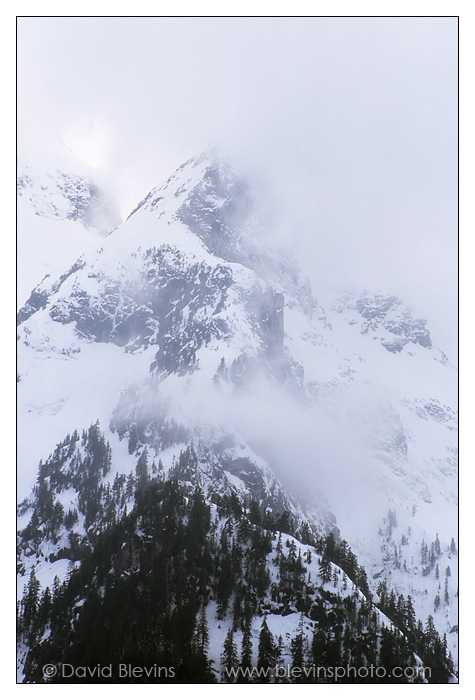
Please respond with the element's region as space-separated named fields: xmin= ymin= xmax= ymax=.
xmin=17 ymin=159 xmax=121 ymax=307
xmin=334 ymin=290 xmax=433 ymax=354
xmin=17 ymin=161 xmax=120 ymax=233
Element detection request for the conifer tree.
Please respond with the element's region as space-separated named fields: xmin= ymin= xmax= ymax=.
xmin=125 ymin=472 xmax=135 ymax=499
xmin=128 ymin=424 xmax=139 ymax=454
xmin=420 ymin=540 xmax=428 ymax=565
xmin=135 ymin=449 xmax=149 ymax=490
xmin=37 ymin=586 xmax=52 ymax=630
xmin=300 ymin=522 xmax=312 ymax=545
xmin=257 ymin=616 xmax=277 ymax=682
xmin=425 ymin=615 xmax=437 ymax=642
xmin=241 ymin=616 xmax=253 ymax=673
xmin=221 ymin=628 xmax=239 ymax=682
xmin=290 ymin=629 xmax=304 ymax=681
xmin=318 ymin=556 xmax=331 ymax=584
xmin=195 ymin=605 xmax=210 ymax=657
xmin=406 ymin=595 xmax=416 ymax=628
xmin=22 ymin=567 xmax=41 ymax=633
xmin=444 ymin=577 xmax=450 ymax=605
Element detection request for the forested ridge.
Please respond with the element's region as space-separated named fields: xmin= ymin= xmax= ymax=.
xmin=17 ymin=430 xmax=455 ymax=683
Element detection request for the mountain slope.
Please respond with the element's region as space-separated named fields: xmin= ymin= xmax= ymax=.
xmin=18 ymin=461 xmax=454 ymax=683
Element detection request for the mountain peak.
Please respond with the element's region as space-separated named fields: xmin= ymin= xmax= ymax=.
xmin=177 ymin=158 xmax=251 ymax=260
xmin=125 ymin=152 xmax=259 ymax=269
xmin=17 ymin=161 xmax=121 ymax=234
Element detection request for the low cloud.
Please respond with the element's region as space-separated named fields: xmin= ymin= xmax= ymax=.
xmin=17 ymin=17 xmax=457 ymax=356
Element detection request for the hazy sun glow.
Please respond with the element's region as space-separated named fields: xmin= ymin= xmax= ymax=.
xmin=63 ymin=118 xmax=112 ymax=170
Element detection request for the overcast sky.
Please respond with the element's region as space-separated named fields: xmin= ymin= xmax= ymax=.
xmin=17 ymin=16 xmax=458 ymax=357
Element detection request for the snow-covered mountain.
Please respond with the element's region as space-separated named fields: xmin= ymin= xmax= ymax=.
xmin=17 ymin=154 xmax=121 ymax=306
xmin=17 ymin=151 xmax=458 ymax=680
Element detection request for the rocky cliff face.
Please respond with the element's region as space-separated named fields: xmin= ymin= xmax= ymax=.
xmin=334 ymin=291 xmax=433 ymax=353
